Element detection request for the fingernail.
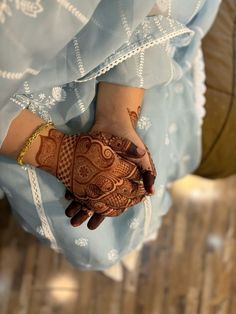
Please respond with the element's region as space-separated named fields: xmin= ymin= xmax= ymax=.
xmin=142 ymin=171 xmax=155 ymax=194
xmin=65 ymin=190 xmax=73 ymax=200
xmin=127 ymin=143 xmax=145 ymax=157
xmin=137 ymin=147 xmax=146 ymax=156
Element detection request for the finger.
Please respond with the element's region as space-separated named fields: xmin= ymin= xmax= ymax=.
xmin=86 ymin=199 xmax=116 ymax=216
xmin=65 ymin=189 xmax=74 ymax=201
xmin=128 ymin=194 xmax=146 ymax=207
xmin=86 ymin=199 xmax=126 ymax=217
xmin=106 ymin=193 xmax=145 ymax=210
xmin=145 ymin=147 xmax=157 ymax=177
xmin=142 ymin=170 xmax=156 ymax=195
xmin=90 ymin=131 xmax=146 ymax=158
xmin=112 ymin=140 xmax=146 ymax=158
xmin=71 ymin=207 xmax=93 ymax=227
xmin=115 ymin=158 xmax=142 ymax=181
xmin=65 ymin=201 xmax=81 ymax=217
xmin=125 ymin=148 xmax=157 ymax=194
xmin=87 ymin=214 xmax=106 ymax=230
xmin=101 ymin=185 xmax=146 ymax=210
xmin=116 ymin=180 xmax=146 ymax=198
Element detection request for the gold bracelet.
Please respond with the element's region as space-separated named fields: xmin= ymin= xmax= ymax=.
xmin=17 ymin=121 xmax=54 ymax=166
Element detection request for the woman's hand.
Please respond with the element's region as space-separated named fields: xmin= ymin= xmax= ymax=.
xmin=95 ymin=82 xmax=156 ymax=192
xmin=35 ymin=129 xmax=148 ymax=229
xmin=64 ymin=82 xmax=157 ymax=230
xmin=90 ymin=122 xmax=156 ymax=194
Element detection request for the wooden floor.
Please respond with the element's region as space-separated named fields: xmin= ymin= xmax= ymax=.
xmin=0 ymin=175 xmax=236 ymax=314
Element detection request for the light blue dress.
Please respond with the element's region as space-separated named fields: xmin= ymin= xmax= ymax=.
xmin=0 ymin=0 xmax=221 ymax=269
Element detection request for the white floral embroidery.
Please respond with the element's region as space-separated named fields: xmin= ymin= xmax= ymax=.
xmin=73 ymin=37 xmax=86 ymax=76
xmin=128 ymin=218 xmax=140 ymax=230
xmin=27 ymin=89 xmax=61 ymax=121
xmin=0 ymin=68 xmax=39 ymax=79
xmin=74 ymin=88 xmax=86 ymax=113
xmin=75 ymin=238 xmax=89 ymax=247
xmin=168 ymin=122 xmax=178 ymax=134
xmin=136 ymin=51 xmax=145 ymax=87
xmin=137 ymin=116 xmax=152 ymax=131
xmin=23 ymin=81 xmax=31 ymax=94
xmin=56 ymin=0 xmax=88 ymax=24
xmin=187 ymin=0 xmax=204 ymax=24
xmin=119 ymin=0 xmax=132 ymax=39
xmin=10 ymin=94 xmax=30 ymax=110
xmin=142 ymin=19 xmax=152 ymax=37
xmin=52 ymin=87 xmax=67 ymax=102
xmin=107 ymin=249 xmax=119 ymax=262
xmin=15 ymin=0 xmax=43 ymax=18
xmin=0 ymin=0 xmax=43 ymax=23
xmin=38 ymin=93 xmax=46 ymax=100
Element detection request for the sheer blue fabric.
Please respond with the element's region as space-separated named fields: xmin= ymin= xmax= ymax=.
xmin=0 ymin=0 xmax=221 ymax=269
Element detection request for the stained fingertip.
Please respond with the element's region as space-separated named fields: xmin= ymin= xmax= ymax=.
xmin=87 ymin=214 xmax=105 ymax=230
xmin=70 ymin=210 xmax=90 ymax=227
xmin=142 ymin=170 xmax=155 ymax=194
xmin=65 ymin=201 xmax=81 ymax=217
xmin=126 ymin=143 xmax=146 ymax=158
xmin=65 ymin=189 xmax=74 ymax=200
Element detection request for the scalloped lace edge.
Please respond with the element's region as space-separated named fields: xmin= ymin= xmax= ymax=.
xmin=76 ymin=28 xmax=194 ymax=83
xmin=27 ymin=166 xmax=59 ymax=251
xmin=193 ymin=45 xmax=207 ymax=126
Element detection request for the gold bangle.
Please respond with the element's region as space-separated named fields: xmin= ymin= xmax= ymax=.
xmin=17 ymin=121 xmax=54 ymax=166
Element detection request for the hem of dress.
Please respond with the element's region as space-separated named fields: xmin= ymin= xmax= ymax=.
xmin=27 ymin=166 xmax=59 ymax=252
xmin=193 ymin=44 xmax=207 ymax=126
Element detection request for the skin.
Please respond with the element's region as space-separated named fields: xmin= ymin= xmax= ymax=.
xmin=0 ymin=82 xmax=156 ymax=229
xmin=93 ymin=82 xmax=156 ymax=192
xmin=65 ymin=82 xmax=156 ymax=229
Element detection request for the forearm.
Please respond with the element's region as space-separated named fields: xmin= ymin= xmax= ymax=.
xmin=0 ymin=109 xmax=54 ymax=166
xmin=95 ymin=82 xmax=145 ymax=128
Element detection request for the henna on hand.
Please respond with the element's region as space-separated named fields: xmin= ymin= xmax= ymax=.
xmin=127 ymin=106 xmax=141 ymax=128
xmin=126 ymin=106 xmax=156 ymax=194
xmin=36 ymin=129 xmax=147 ymax=228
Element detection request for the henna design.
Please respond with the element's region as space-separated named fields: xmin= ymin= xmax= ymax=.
xmin=36 ymin=129 xmax=147 ymax=219
xmin=127 ymin=106 xmax=141 ymax=128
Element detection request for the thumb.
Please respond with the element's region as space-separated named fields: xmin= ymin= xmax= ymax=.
xmin=120 ymin=142 xmax=146 ymax=159
xmin=90 ymin=131 xmax=147 ymax=158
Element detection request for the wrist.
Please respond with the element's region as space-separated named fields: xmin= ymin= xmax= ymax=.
xmin=96 ymin=82 xmax=144 ymax=128
xmin=0 ymin=110 xmax=56 ymax=168
xmin=23 ymin=125 xmax=57 ymax=168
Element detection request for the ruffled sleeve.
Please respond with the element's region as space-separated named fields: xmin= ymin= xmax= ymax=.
xmin=0 ymin=0 xmax=156 ymax=147
xmin=79 ymin=15 xmax=194 ymax=89
xmin=0 ymin=0 xmax=101 ymax=147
